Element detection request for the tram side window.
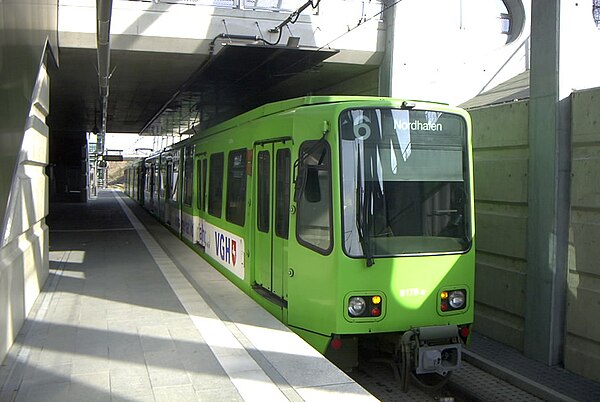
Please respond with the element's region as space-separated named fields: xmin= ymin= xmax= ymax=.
xmin=166 ymin=163 xmax=172 ymax=200
xmin=160 ymin=163 xmax=167 ymax=199
xmin=153 ymin=165 xmax=159 ymax=200
xmin=275 ymin=149 xmax=291 ymax=239
xmin=208 ymin=152 xmax=224 ymax=218
xmin=197 ymin=159 xmax=208 ymax=211
xmin=145 ymin=165 xmax=152 ymax=194
xmin=168 ymin=157 xmax=180 ymax=203
xmin=226 ymin=149 xmax=247 ymax=226
xmin=296 ymin=141 xmax=332 ymax=253
xmin=257 ymin=151 xmax=270 ymax=233
xmin=183 ymin=147 xmax=194 ymax=207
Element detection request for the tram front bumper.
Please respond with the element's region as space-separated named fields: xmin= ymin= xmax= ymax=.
xmin=403 ymin=325 xmax=462 ymax=376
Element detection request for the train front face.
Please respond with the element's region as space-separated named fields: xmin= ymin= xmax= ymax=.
xmin=332 ymin=102 xmax=474 ymax=375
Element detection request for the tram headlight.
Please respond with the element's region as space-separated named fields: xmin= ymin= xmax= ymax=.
xmin=448 ymin=290 xmax=466 ymax=309
xmin=348 ymin=296 xmax=367 ymax=317
xmin=440 ymin=289 xmax=467 ymax=312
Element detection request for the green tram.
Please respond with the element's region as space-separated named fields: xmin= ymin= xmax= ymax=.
xmin=125 ymin=96 xmax=475 ymax=387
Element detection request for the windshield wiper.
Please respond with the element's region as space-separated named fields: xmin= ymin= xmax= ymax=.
xmin=356 ymin=146 xmax=374 ymax=267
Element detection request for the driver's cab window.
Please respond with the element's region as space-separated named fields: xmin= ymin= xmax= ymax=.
xmin=295 ymin=141 xmax=332 ymax=254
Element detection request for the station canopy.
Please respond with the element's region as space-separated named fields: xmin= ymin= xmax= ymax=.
xmin=139 ymin=43 xmax=339 ymax=137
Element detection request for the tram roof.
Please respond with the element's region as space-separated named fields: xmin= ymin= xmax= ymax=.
xmin=191 ymin=95 xmax=385 ymax=137
xmin=194 ymin=95 xmax=461 ymax=138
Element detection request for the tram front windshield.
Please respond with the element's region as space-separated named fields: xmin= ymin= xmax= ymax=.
xmin=340 ymin=108 xmax=471 ymax=258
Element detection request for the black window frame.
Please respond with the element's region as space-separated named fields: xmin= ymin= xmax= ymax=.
xmin=257 ymin=150 xmax=270 ymax=233
xmin=275 ymin=148 xmax=291 ymax=239
xmin=196 ymin=158 xmax=208 ymax=211
xmin=183 ymin=146 xmax=194 ymax=207
xmin=166 ymin=161 xmax=173 ymax=201
xmin=226 ymin=148 xmax=248 ymax=226
xmin=208 ymin=152 xmax=224 ymax=218
xmin=153 ymin=162 xmax=160 ymax=200
xmin=295 ymin=141 xmax=333 ymax=255
xmin=168 ymin=151 xmax=180 ymax=203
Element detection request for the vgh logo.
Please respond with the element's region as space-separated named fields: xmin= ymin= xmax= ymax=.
xmin=215 ymin=232 xmax=237 ymax=266
xmin=203 ymin=222 xmax=244 ymax=280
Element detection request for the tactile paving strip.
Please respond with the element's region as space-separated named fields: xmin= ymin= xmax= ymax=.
xmin=449 ymin=361 xmax=544 ymax=402
xmin=468 ymin=333 xmax=600 ymax=402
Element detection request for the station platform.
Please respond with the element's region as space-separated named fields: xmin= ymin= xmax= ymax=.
xmin=0 ymin=190 xmax=375 ymax=402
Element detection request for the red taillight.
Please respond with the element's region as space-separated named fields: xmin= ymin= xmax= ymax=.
xmin=331 ymin=338 xmax=342 ymax=350
xmin=371 ymin=307 xmax=381 ymax=317
xmin=460 ymin=326 xmax=470 ymax=339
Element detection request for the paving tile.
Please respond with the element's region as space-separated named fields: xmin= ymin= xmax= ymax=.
xmin=71 ymin=356 xmax=110 ymax=375
xmin=187 ymin=371 xmax=236 ymax=392
xmin=74 ymin=339 xmax=109 ymax=359
xmin=195 ymin=386 xmax=243 ymax=401
xmin=15 ymin=381 xmax=69 ymax=402
xmin=178 ymin=349 xmax=226 ymax=380
xmin=67 ymin=372 xmax=110 ymax=402
xmin=44 ymin=326 xmax=77 ymax=353
xmin=159 ymin=315 xmax=194 ymax=329
xmin=110 ymin=373 xmax=154 ymax=401
xmin=0 ymin=390 xmax=18 ymax=402
xmin=111 ymin=392 xmax=156 ymax=402
xmin=108 ymin=359 xmax=149 ymax=377
xmin=36 ymin=348 xmax=74 ymax=366
xmin=23 ymin=363 xmax=72 ymax=385
xmin=171 ymin=335 xmax=211 ymax=364
xmin=108 ymin=340 xmax=146 ymax=366
xmin=144 ymin=349 xmax=191 ymax=388
xmin=153 ymin=384 xmax=198 ymax=402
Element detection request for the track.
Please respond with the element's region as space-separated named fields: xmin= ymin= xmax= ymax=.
xmin=349 ymin=348 xmax=544 ymax=402
xmin=348 ymin=352 xmax=462 ymax=402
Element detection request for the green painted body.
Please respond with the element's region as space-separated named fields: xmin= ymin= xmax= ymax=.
xmin=126 ymin=96 xmax=475 ymax=356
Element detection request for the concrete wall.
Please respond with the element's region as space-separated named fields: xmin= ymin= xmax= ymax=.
xmin=0 ymin=0 xmax=57 ymax=365
xmin=469 ymin=100 xmax=529 ymax=351
xmin=0 ymin=62 xmax=52 ymax=365
xmin=470 ymin=87 xmax=600 ymax=382
xmin=565 ymin=87 xmax=600 ymax=382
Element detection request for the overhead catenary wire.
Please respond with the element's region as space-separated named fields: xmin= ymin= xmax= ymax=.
xmin=317 ymin=0 xmax=403 ymax=52
xmin=265 ymin=0 xmax=404 ymax=83
xmin=140 ymin=0 xmax=402 ymax=136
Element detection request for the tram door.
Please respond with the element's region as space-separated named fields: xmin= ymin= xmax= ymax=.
xmin=253 ymin=141 xmax=292 ymax=303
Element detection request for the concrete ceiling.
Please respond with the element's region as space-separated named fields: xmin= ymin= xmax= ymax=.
xmin=49 ymin=47 xmax=208 ymax=134
xmin=49 ymin=45 xmax=378 ymax=136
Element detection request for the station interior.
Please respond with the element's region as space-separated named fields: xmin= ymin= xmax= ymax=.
xmin=2 ymin=1 xmax=600 ymax=400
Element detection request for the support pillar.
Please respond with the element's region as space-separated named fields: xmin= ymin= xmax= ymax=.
xmin=524 ymin=0 xmax=570 ymax=366
xmin=378 ymin=0 xmax=395 ymax=97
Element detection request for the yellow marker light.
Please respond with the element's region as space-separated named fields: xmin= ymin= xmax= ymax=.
xmin=441 ymin=291 xmax=449 ymax=299
xmin=372 ymin=295 xmax=382 ymax=305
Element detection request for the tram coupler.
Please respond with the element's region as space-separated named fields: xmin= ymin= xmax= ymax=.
xmin=401 ymin=325 xmax=462 ymax=376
